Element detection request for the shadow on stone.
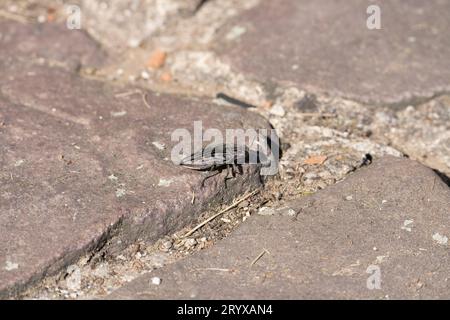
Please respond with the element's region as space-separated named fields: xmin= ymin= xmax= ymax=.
xmin=433 ymin=169 xmax=450 ymax=188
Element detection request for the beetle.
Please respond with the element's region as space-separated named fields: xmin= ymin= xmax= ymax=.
xmin=179 ymin=142 xmax=269 ymax=187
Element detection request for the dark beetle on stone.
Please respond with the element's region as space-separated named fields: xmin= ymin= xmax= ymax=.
xmin=179 ymin=143 xmax=270 ymax=187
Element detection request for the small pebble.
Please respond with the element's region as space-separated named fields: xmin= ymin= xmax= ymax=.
xmin=147 ymin=49 xmax=167 ymax=69
xmin=115 ymin=68 xmax=124 ymax=76
xmin=159 ymin=240 xmax=173 ymax=252
xmin=284 ymin=208 xmax=296 ymax=217
xmin=151 ymin=277 xmax=161 ymax=285
xmin=317 ymin=181 xmax=327 ymax=189
xmin=141 ymin=71 xmax=150 ymax=80
xmin=37 ymin=15 xmax=46 ymax=23
xmin=160 ymin=72 xmax=172 ymax=82
xmin=152 ymin=141 xmax=166 ymax=150
xmin=258 ymin=207 xmax=275 ymax=216
xmin=184 ymin=238 xmax=197 ymax=249
xmin=303 ymin=172 xmax=318 ymax=180
xmin=238 ymin=200 xmax=249 ymax=208
xmin=225 ymin=25 xmax=247 ymax=41
xmin=432 ymin=233 xmax=448 ymax=245
xmin=4 ymin=261 xmax=19 ymax=271
xmin=127 ymin=38 xmax=141 ymax=48
xmin=269 ymin=104 xmax=286 ymax=117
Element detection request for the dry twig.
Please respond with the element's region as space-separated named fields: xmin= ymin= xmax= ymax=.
xmin=142 ymin=93 xmax=151 ymax=109
xmin=0 ymin=10 xmax=31 ymax=23
xmin=250 ymin=248 xmax=270 ymax=267
xmin=183 ymin=189 xmax=259 ymax=237
xmin=114 ymin=89 xmax=142 ymax=98
xmin=196 ymin=268 xmax=232 ymax=272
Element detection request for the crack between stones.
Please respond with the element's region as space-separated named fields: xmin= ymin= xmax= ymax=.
xmin=363 ymin=89 xmax=450 ymax=110
xmin=1 ymin=217 xmax=125 ymax=299
xmin=12 ymin=170 xmax=265 ymax=299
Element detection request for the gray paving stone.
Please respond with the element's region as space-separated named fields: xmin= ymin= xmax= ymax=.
xmin=379 ymin=96 xmax=450 ymax=176
xmin=73 ymin=0 xmax=205 ymax=50
xmin=0 ymin=20 xmax=106 ymax=71
xmin=108 ymin=156 xmax=450 ymax=299
xmin=217 ymin=0 xmax=450 ymax=106
xmin=0 ymin=21 xmax=269 ymax=297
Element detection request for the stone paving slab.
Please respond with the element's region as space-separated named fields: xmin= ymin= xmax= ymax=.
xmin=216 ymin=0 xmax=450 ymax=106
xmin=0 ymin=21 xmax=269 ymax=297
xmin=108 ymin=156 xmax=450 ymax=299
xmin=77 ymin=0 xmax=205 ymax=51
xmin=0 ymin=20 xmax=106 ymax=71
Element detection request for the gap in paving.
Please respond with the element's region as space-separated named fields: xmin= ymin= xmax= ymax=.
xmin=3 ymin=0 xmax=450 ymax=299
xmin=20 ymin=180 xmax=276 ymax=299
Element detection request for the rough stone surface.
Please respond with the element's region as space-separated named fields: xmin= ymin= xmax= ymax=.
xmin=108 ymin=157 xmax=450 ymax=299
xmin=286 ymin=93 xmax=450 ymax=177
xmin=2 ymin=0 xmax=450 ymax=300
xmin=0 ymin=21 xmax=269 ymax=298
xmin=74 ymin=0 xmax=205 ymax=51
xmin=1 ymin=0 xmax=206 ymax=51
xmin=0 ymin=20 xmax=106 ymax=71
xmin=217 ymin=0 xmax=450 ymax=106
xmin=378 ymin=97 xmax=450 ymax=176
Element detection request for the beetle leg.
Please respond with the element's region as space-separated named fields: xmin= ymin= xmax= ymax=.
xmin=200 ymin=169 xmax=221 ymax=188
xmin=258 ymin=164 xmax=264 ymax=185
xmin=233 ymin=164 xmax=243 ymax=176
xmin=222 ymin=165 xmax=232 ymax=188
xmin=223 ymin=166 xmax=230 ymax=190
xmin=231 ymin=164 xmax=235 ymax=176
